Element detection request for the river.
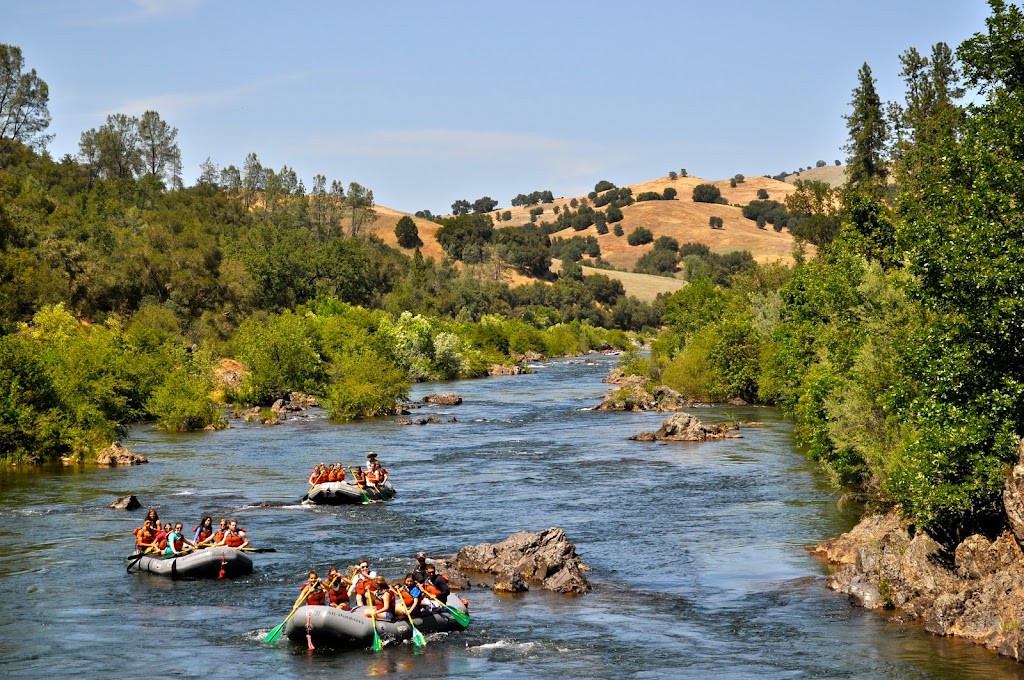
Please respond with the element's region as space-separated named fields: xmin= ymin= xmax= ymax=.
xmin=1 ymin=356 xmax=1020 ymax=679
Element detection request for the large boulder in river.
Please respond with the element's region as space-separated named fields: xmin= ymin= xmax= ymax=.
xmin=451 ymin=527 xmax=590 ymax=595
xmin=488 ymin=364 xmax=524 ymax=376
xmin=596 ymin=376 xmax=655 ymax=411
xmin=109 ymin=495 xmax=142 ymax=510
xmin=630 ymin=413 xmax=740 ymax=442
xmin=96 ymin=442 xmax=147 ymax=466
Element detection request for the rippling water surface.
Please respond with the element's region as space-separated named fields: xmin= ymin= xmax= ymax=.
xmin=1 ymin=357 xmax=1020 ymax=679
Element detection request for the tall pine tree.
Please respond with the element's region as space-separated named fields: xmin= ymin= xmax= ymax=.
xmin=843 ymin=63 xmax=889 ymax=197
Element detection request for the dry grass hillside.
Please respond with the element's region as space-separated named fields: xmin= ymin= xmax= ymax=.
xmin=364 ymin=170 xmax=818 ymax=287
xmin=784 ymin=164 xmax=847 ymax=188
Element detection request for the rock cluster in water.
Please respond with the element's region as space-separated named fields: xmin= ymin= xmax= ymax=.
xmin=811 ymin=439 xmax=1024 ymax=662
xmin=445 ymin=527 xmax=591 ymax=595
xmin=630 ymin=413 xmax=742 ymax=442
xmin=422 ymin=392 xmax=463 ymax=405
xmin=109 ymin=495 xmax=142 ymax=510
xmin=96 ymin=442 xmax=148 ymax=466
xmin=596 ymin=372 xmax=697 ymax=412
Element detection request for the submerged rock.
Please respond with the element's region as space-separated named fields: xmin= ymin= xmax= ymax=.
xmin=96 ymin=442 xmax=147 ymax=466
xmin=450 ymin=527 xmax=590 ymax=595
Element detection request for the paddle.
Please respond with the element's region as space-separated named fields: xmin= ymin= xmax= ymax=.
xmin=239 ymin=547 xmax=277 ymax=553
xmin=125 ymin=552 xmax=146 ymax=573
xmin=422 ymin=590 xmax=471 ymax=628
xmin=367 ymin=589 xmax=384 ymax=652
xmin=391 ymin=587 xmax=427 ymax=647
xmin=263 ymin=575 xmax=336 ymax=644
xmin=349 ymin=468 xmax=376 ymax=504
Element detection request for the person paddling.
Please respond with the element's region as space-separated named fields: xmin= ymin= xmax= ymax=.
xmin=164 ymin=522 xmax=196 ymax=556
xmin=363 ymin=576 xmax=394 ymax=621
xmin=133 ymin=519 xmax=159 ymax=553
xmin=395 ymin=574 xmax=425 ymax=617
xmin=193 ymin=516 xmax=214 ymax=545
xmin=295 ymin=571 xmax=327 ymax=608
xmin=325 ymin=567 xmax=351 ymax=609
xmin=213 ymin=518 xmax=249 ymax=549
xmin=422 ymin=564 xmax=451 ymax=602
xmin=348 ymin=560 xmax=374 ymax=607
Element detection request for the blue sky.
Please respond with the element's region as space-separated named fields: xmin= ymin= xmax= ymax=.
xmin=5 ymin=0 xmax=991 ymax=214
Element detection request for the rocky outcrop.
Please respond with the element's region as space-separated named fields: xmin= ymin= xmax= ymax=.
xmin=397 ymin=416 xmax=443 ymax=426
xmin=270 ymin=392 xmax=320 ymax=414
xmin=240 ymin=407 xmax=281 ymax=425
xmin=514 ymin=350 xmax=544 ymax=363
xmin=630 ymin=413 xmax=741 ymax=442
xmin=450 ymin=527 xmax=590 ymax=595
xmin=109 ymin=495 xmax=142 ymax=510
xmin=422 ymin=392 xmax=463 ymax=406
xmin=596 ymin=376 xmax=697 ymax=412
xmin=812 ymin=506 xmax=1024 ymax=662
xmin=96 ymin=442 xmax=147 ymax=466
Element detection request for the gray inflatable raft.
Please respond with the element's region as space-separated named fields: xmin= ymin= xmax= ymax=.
xmin=127 ymin=548 xmax=253 ymax=578
xmin=303 ymin=481 xmax=396 ymax=505
xmin=284 ymin=596 xmax=469 ymax=648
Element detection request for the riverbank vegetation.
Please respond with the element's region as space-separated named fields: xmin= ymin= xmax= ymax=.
xmin=623 ymin=1 xmax=1024 ymax=542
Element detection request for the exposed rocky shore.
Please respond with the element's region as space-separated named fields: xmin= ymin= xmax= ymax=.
xmin=810 ymin=441 xmax=1024 ymax=662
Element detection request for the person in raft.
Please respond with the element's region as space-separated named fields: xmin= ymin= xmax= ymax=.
xmin=153 ymin=522 xmax=172 ymax=552
xmin=325 ymin=567 xmax=351 ymax=610
xmin=348 ymin=560 xmax=375 ymax=607
xmin=412 ymin=551 xmax=429 ymax=583
xmin=296 ymin=571 xmax=327 ymax=608
xmin=366 ymin=459 xmax=388 ymax=487
xmin=164 ymin=522 xmax=196 ymax=556
xmin=212 ymin=518 xmax=249 ymax=549
xmin=144 ymin=507 xmax=160 ymax=529
xmin=193 ymin=516 xmax=214 ymax=545
xmin=363 ymin=576 xmax=394 ymax=621
xmin=395 ymin=573 xmax=426 ymax=616
xmin=422 ymin=563 xmax=451 ymax=603
xmin=365 ymin=451 xmax=378 ymax=470
xmin=133 ymin=518 xmax=159 ymax=553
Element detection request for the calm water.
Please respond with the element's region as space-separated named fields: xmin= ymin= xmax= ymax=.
xmin=1 ymin=357 xmax=1021 ymax=679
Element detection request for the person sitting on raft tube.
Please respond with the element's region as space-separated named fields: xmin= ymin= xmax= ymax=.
xmin=133 ymin=519 xmax=159 ymax=553
xmin=363 ymin=576 xmax=394 ymax=621
xmin=422 ymin=564 xmax=451 ymax=602
xmin=365 ymin=459 xmax=388 ymax=487
xmin=325 ymin=567 xmax=351 ymax=610
xmin=351 ymin=466 xmax=367 ymax=489
xmin=296 ymin=571 xmax=327 ymax=608
xmin=200 ymin=518 xmax=228 ymax=547
xmin=395 ymin=574 xmax=426 ymax=616
xmin=144 ymin=507 xmax=160 ymax=529
xmin=348 ymin=560 xmax=374 ymax=606
xmin=153 ymin=522 xmax=172 ymax=551
xmin=193 ymin=516 xmax=213 ymax=545
xmin=212 ymin=518 xmax=249 ymax=549
xmin=165 ymin=522 xmax=196 ymax=556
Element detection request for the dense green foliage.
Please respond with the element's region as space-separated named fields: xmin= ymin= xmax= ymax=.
xmin=625 ymin=1 xmax=1024 ymax=541
xmin=692 ymin=184 xmax=727 ymax=204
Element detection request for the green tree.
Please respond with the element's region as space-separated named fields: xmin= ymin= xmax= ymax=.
xmin=627 ymin=226 xmax=653 ymax=245
xmin=345 ymin=182 xmax=378 ymax=237
xmin=692 ymin=183 xmax=725 ymax=203
xmin=473 ymin=196 xmax=498 ymax=213
xmin=844 ymin=63 xmax=889 ymax=196
xmin=0 ymin=44 xmax=52 ymax=148
xmin=394 ymin=215 xmax=423 ymax=248
xmin=137 ymin=110 xmax=181 ymax=187
xmin=757 ymin=188 xmax=769 ymax=199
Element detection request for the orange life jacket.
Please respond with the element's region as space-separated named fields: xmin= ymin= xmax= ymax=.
xmin=328 ymin=585 xmax=346 ymax=606
xmin=211 ymin=530 xmax=226 ymax=544
xmin=366 ymin=467 xmax=386 ymax=484
xmin=327 ymin=469 xmax=338 ymax=482
xmin=134 ymin=527 xmax=154 ymax=546
xmin=315 ymin=472 xmax=329 ymax=484
xmin=372 ymin=589 xmax=394 ymax=615
xmin=400 ymin=589 xmax=415 ymax=607
xmin=303 ymin=584 xmax=326 ymax=607
xmin=195 ymin=527 xmax=212 ymax=543
xmin=355 ymin=578 xmax=371 ymax=596
xmin=225 ymin=533 xmax=245 ymax=548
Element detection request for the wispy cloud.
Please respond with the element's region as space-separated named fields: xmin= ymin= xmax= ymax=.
xmin=70 ymin=0 xmax=203 ymax=27
xmin=97 ymin=72 xmax=305 ymax=120
xmin=313 ymin=128 xmax=613 ymax=178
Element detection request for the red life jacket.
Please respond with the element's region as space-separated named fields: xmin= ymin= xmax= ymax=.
xmin=225 ymin=532 xmax=245 ymax=548
xmin=328 ymin=586 xmax=346 ymax=606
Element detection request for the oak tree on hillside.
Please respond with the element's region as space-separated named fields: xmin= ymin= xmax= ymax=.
xmin=345 ymin=182 xmax=378 ymax=237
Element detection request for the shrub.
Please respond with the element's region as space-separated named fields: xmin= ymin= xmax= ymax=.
xmin=636 ymin=191 xmax=663 ymax=202
xmin=148 ymin=351 xmax=222 ymax=431
xmin=668 ymin=171 xmax=678 ymax=180
xmin=709 ymin=216 xmax=724 ymax=229
xmin=627 ymin=226 xmax=654 ymax=246
xmin=594 ymin=180 xmax=616 ymax=192
xmin=326 ymin=353 xmax=409 ymax=420
xmin=606 ymin=205 xmax=624 ymax=223
xmin=816 ymin=160 xmax=826 ymax=168
xmin=757 ymin=188 xmax=769 ymax=200
xmin=653 ymin=236 xmax=679 ymax=252
xmin=693 ymin=184 xmax=725 ymax=204
xmin=756 ymin=215 xmax=767 ymax=229
xmin=613 ymin=224 xmax=624 ymax=236
xmin=663 ymin=187 xmax=677 ymax=200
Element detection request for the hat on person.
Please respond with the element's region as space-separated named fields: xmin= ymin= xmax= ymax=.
xmin=367 ymin=452 xmax=378 ymax=459
xmin=416 ymin=551 xmax=426 ymax=559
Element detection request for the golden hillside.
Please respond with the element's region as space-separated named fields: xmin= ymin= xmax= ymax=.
xmin=366 ymin=172 xmax=813 ymax=282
